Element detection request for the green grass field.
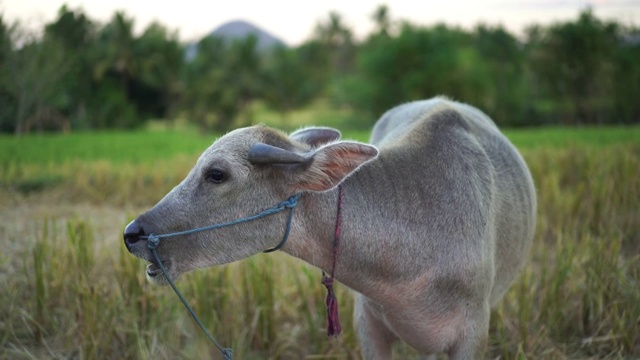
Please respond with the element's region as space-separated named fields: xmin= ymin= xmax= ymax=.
xmin=0 ymin=125 xmax=638 ymax=359
xmin=1 ymin=125 xmax=638 ymax=166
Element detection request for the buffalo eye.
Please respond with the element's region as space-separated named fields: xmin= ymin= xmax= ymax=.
xmin=205 ymin=168 xmax=226 ymax=184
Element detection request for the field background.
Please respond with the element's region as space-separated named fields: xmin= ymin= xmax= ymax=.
xmin=1 ymin=122 xmax=639 ymax=359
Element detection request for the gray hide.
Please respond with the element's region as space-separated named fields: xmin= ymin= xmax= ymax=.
xmin=123 ymin=97 xmax=536 ymax=359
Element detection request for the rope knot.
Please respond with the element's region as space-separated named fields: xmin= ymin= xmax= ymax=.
xmin=279 ymin=194 xmax=300 ymax=209
xmin=321 ymin=274 xmax=334 ymax=287
xmin=147 ymin=234 xmax=160 ymax=250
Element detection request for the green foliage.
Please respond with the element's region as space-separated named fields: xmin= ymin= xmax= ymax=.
xmin=295 ymin=40 xmax=332 ymax=96
xmin=345 ymin=23 xmax=490 ymax=118
xmin=261 ymin=46 xmax=321 ymax=126
xmin=183 ymin=35 xmax=262 ymax=132
xmin=1 ymin=7 xmax=639 ymax=133
xmin=1 ymin=26 xmax=69 ymax=134
xmin=473 ymin=24 xmax=528 ymax=126
xmin=613 ymin=31 xmax=640 ymax=123
xmin=0 ymin=14 xmax=17 ymax=132
xmin=131 ymin=22 xmax=183 ymax=120
xmin=313 ymin=11 xmax=356 ymax=76
xmin=43 ymin=6 xmax=95 ymax=130
xmin=526 ymin=9 xmax=620 ymax=125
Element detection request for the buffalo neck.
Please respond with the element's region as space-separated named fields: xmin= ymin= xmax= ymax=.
xmin=282 ymin=168 xmax=391 ymax=295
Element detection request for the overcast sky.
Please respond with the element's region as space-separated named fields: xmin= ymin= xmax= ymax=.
xmin=2 ymin=0 xmax=639 ymax=45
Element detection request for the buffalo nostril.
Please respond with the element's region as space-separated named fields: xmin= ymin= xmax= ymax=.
xmin=123 ymin=219 xmax=145 ymax=249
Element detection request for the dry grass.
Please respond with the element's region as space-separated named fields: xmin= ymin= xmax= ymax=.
xmin=0 ymin=130 xmax=638 ymax=359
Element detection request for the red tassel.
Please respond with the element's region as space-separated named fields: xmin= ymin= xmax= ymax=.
xmin=322 ymin=274 xmax=342 ymax=337
xmin=321 ymin=185 xmax=343 ymax=337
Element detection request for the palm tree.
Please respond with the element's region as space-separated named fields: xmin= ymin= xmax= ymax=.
xmin=372 ymin=5 xmax=391 ymax=37
xmin=94 ymin=11 xmax=137 ymax=98
xmin=135 ymin=22 xmax=184 ymax=119
xmin=313 ymin=11 xmax=355 ymax=74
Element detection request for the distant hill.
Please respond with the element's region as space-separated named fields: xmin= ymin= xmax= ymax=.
xmin=186 ymin=20 xmax=287 ymax=60
xmin=212 ymin=20 xmax=286 ymax=49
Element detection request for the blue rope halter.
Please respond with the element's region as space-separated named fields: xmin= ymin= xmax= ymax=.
xmin=142 ymin=193 xmax=302 ymax=360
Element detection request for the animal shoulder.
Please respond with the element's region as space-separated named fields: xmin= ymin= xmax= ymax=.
xmin=373 ymin=103 xmax=483 ymax=153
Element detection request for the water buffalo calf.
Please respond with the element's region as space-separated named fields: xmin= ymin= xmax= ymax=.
xmin=124 ymin=97 xmax=536 ymax=359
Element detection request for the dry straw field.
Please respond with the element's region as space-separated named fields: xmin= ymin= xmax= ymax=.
xmin=1 ymin=126 xmax=638 ymax=359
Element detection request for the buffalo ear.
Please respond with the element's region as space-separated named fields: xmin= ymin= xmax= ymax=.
xmin=290 ymin=127 xmax=341 ymax=147
xmin=289 ymin=141 xmax=378 ymax=192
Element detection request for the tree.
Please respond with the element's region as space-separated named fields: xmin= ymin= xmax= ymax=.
xmin=311 ymin=11 xmax=360 ymax=108
xmin=44 ymin=5 xmax=94 ymax=128
xmin=133 ymin=22 xmax=184 ymax=120
xmin=612 ymin=28 xmax=640 ymax=123
xmin=2 ymin=24 xmax=69 ymax=134
xmin=346 ymin=23 xmax=489 ymax=120
xmin=95 ymin=11 xmax=137 ymax=91
xmin=262 ymin=45 xmax=318 ymax=125
xmin=371 ymin=4 xmax=392 ymax=37
xmin=227 ymin=35 xmax=262 ymax=112
xmin=313 ymin=11 xmax=356 ymax=75
xmin=294 ymin=39 xmax=332 ymax=99
xmin=474 ymin=24 xmax=527 ymax=126
xmin=0 ymin=14 xmax=16 ymax=132
xmin=527 ymin=9 xmax=618 ymax=125
xmin=182 ymin=36 xmax=226 ymax=131
xmin=183 ymin=35 xmax=263 ymax=132
xmin=91 ymin=11 xmax=141 ymax=128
